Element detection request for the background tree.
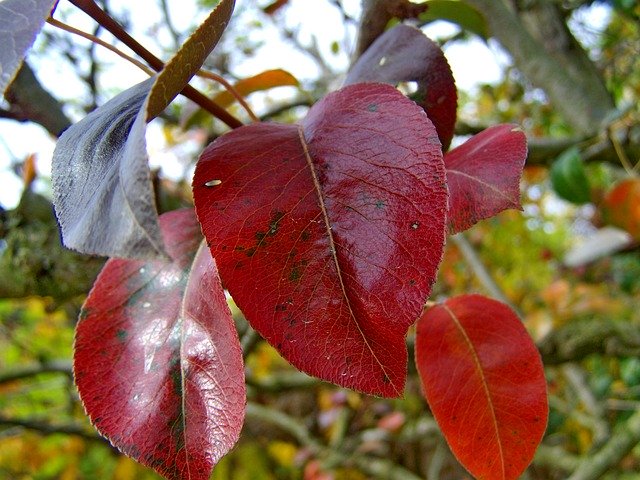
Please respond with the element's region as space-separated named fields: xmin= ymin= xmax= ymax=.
xmin=1 ymin=0 xmax=640 ymax=479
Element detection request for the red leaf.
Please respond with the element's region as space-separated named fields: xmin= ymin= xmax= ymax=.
xmin=345 ymin=24 xmax=457 ymax=151
xmin=445 ymin=124 xmax=527 ymax=233
xmin=74 ymin=209 xmax=245 ymax=480
xmin=193 ymin=83 xmax=447 ymax=397
xmin=415 ymin=294 xmax=547 ymax=480
xmin=602 ymin=178 xmax=640 ymax=240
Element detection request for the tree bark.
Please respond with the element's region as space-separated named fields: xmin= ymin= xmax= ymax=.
xmin=4 ymin=62 xmax=72 ymax=137
xmin=465 ymin=0 xmax=615 ymax=136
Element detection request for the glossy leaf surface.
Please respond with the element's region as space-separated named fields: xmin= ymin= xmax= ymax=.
xmin=345 ymin=24 xmax=457 ymax=150
xmin=416 ymin=294 xmax=548 ymax=480
xmin=194 ymin=83 xmax=447 ymax=397
xmin=52 ymin=0 xmax=234 ymax=259
xmin=213 ymin=69 xmax=299 ymax=108
xmin=602 ymin=178 xmax=640 ymax=240
xmin=74 ymin=209 xmax=245 ymax=480
xmin=550 ymin=147 xmax=591 ymax=205
xmin=445 ymin=124 xmax=527 ymax=233
xmin=0 ymin=0 xmax=57 ymax=95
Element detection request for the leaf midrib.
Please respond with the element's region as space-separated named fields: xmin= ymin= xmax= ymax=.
xmin=296 ymin=125 xmax=399 ymax=396
xmin=447 ymin=168 xmax=519 ymax=207
xmin=443 ymin=303 xmax=506 ymax=480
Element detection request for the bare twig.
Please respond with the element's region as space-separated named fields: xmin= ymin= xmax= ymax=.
xmin=158 ymin=0 xmax=180 ymax=50
xmin=0 ymin=360 xmax=72 ymax=385
xmin=245 ymin=402 xmax=423 ymax=480
xmin=0 ymin=415 xmax=107 ymax=444
xmin=46 ymin=17 xmax=154 ymax=75
xmin=563 ymin=363 xmax=609 ymax=445
xmin=67 ymin=0 xmax=243 ymax=128
xmin=449 ymin=233 xmax=520 ymax=313
xmin=246 ymin=370 xmax=318 ymax=392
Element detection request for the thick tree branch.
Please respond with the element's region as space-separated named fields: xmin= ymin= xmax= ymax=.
xmin=464 ymin=0 xmax=614 ymax=136
xmin=4 ymin=62 xmax=72 ymax=137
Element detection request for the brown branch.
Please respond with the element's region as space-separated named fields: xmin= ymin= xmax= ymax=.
xmin=67 ymin=0 xmax=243 ymax=129
xmin=0 ymin=360 xmax=72 ymax=384
xmin=0 ymin=414 xmax=108 ymax=445
xmin=4 ymin=62 xmax=71 ymax=137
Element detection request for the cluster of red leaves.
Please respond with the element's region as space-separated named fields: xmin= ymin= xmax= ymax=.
xmin=68 ymin=17 xmax=544 ymax=480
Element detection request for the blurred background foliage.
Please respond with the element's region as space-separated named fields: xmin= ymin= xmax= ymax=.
xmin=2 ymin=0 xmax=640 ymax=478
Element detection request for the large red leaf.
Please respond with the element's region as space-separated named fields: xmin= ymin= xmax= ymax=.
xmin=193 ymin=83 xmax=447 ymax=397
xmin=415 ymin=294 xmax=547 ymax=480
xmin=344 ymin=24 xmax=457 ymax=151
xmin=74 ymin=209 xmax=245 ymax=480
xmin=445 ymin=124 xmax=527 ymax=233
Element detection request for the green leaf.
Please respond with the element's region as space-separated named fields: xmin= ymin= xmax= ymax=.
xmin=0 ymin=0 xmax=58 ymax=95
xmin=419 ymin=0 xmax=488 ymax=40
xmin=550 ymin=147 xmax=591 ymax=204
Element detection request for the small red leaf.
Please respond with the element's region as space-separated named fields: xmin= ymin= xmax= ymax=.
xmin=415 ymin=294 xmax=547 ymax=480
xmin=345 ymin=24 xmax=458 ymax=151
xmin=193 ymin=83 xmax=447 ymax=397
xmin=74 ymin=209 xmax=245 ymax=480
xmin=602 ymin=178 xmax=640 ymax=239
xmin=445 ymin=124 xmax=527 ymax=233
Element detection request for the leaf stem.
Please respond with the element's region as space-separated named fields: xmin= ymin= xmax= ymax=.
xmin=46 ymin=17 xmax=154 ymax=75
xmin=608 ymin=128 xmax=637 ymax=176
xmin=66 ymin=0 xmax=243 ymax=129
xmin=197 ymin=69 xmax=260 ymax=122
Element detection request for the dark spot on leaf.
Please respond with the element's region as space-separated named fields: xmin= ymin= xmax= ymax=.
xmin=382 ymin=374 xmax=390 ymax=384
xmin=375 ymin=200 xmax=386 ymax=209
xmin=409 ymin=279 xmax=416 ymax=286
xmin=289 ymin=266 xmax=302 ymax=282
xmin=286 ymin=298 xmax=293 ymax=304
xmin=234 ymin=245 xmax=245 ymax=251
xmin=367 ymin=104 xmax=378 ymax=112
xmin=301 ymin=230 xmax=311 ymax=241
xmin=255 ymin=231 xmax=267 ymax=242
xmin=245 ymin=247 xmax=257 ymax=257
xmin=235 ymin=261 xmax=244 ymax=269
xmin=116 ymin=329 xmax=128 ymax=342
xmin=277 ymin=342 xmax=283 ymax=349
xmin=268 ymin=210 xmax=285 ymax=236
xmin=285 ymin=332 xmax=294 ymax=340
xmin=275 ymin=304 xmax=287 ymax=312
